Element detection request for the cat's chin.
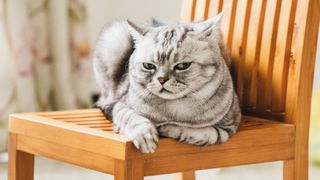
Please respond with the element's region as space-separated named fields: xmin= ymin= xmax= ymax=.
xmin=153 ymin=91 xmax=186 ymax=100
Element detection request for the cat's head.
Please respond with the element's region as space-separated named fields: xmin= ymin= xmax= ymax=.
xmin=127 ymin=13 xmax=226 ymax=100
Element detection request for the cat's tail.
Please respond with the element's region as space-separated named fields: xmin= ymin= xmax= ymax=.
xmin=93 ymin=21 xmax=133 ymax=118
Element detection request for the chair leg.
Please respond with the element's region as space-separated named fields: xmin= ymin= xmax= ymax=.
xmin=174 ymin=171 xmax=196 ymax=180
xmin=283 ymin=159 xmax=308 ymax=180
xmin=114 ymin=159 xmax=144 ymax=180
xmin=8 ymin=133 xmax=34 ymax=180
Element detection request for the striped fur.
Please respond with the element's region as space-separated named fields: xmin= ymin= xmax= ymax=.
xmin=93 ymin=13 xmax=241 ymax=153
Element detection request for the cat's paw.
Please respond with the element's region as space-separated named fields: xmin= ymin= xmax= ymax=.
xmin=158 ymin=125 xmax=220 ymax=146
xmin=158 ymin=124 xmax=182 ymax=139
xmin=180 ymin=127 xmax=219 ymax=146
xmin=127 ymin=121 xmax=159 ymax=153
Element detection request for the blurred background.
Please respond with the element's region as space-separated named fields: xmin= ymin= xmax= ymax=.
xmin=0 ymin=0 xmax=319 ymax=179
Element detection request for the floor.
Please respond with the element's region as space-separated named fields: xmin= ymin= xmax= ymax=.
xmin=1 ymin=155 xmax=320 ymax=180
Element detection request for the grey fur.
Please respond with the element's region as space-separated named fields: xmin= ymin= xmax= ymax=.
xmin=93 ymin=13 xmax=241 ymax=153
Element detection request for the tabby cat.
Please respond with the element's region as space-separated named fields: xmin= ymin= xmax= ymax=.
xmin=93 ymin=13 xmax=241 ymax=153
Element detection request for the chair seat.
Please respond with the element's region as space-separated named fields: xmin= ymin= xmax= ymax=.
xmin=9 ymin=109 xmax=295 ymax=176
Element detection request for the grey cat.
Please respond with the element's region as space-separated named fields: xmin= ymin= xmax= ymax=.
xmin=93 ymin=13 xmax=241 ymax=153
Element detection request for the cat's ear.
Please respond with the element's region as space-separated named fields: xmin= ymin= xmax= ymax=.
xmin=150 ymin=17 xmax=166 ymax=27
xmin=149 ymin=18 xmax=177 ymax=27
xmin=203 ymin=11 xmax=224 ymax=28
xmin=192 ymin=11 xmax=224 ymax=37
xmin=126 ymin=20 xmax=149 ymax=42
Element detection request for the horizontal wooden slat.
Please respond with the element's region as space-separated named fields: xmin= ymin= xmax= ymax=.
xmin=76 ymin=121 xmax=111 ymax=125
xmin=101 ymin=128 xmax=114 ymax=131
xmin=32 ymin=109 xmax=102 ymax=116
xmin=88 ymin=124 xmax=113 ymax=128
xmin=64 ymin=118 xmax=107 ymax=122
xmin=144 ymin=143 xmax=294 ymax=175
xmin=9 ymin=112 xmax=295 ymax=163
xmin=17 ymin=135 xmax=115 ymax=174
xmin=126 ymin=116 xmax=295 ymax=159
xmin=9 ymin=114 xmax=128 ymax=160
xmin=46 ymin=114 xmax=105 ymax=119
xmin=243 ymin=108 xmax=285 ymax=121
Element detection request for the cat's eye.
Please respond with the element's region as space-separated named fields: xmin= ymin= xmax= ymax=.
xmin=142 ymin=63 xmax=156 ymax=70
xmin=174 ymin=62 xmax=192 ymax=71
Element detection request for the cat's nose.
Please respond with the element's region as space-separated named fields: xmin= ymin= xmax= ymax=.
xmin=157 ymin=77 xmax=168 ymax=85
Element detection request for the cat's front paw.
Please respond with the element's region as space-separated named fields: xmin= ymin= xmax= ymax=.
xmin=159 ymin=125 xmax=220 ymax=146
xmin=127 ymin=121 xmax=159 ymax=153
xmin=158 ymin=124 xmax=182 ymax=139
xmin=180 ymin=127 xmax=219 ymax=146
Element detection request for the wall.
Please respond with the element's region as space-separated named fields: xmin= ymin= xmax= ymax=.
xmin=86 ymin=0 xmax=182 ymax=46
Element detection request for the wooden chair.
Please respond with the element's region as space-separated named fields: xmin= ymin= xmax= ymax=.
xmin=8 ymin=0 xmax=319 ymax=179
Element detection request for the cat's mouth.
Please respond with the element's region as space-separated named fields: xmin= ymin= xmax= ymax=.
xmin=159 ymin=88 xmax=173 ymax=93
xmin=153 ymin=86 xmax=188 ymax=100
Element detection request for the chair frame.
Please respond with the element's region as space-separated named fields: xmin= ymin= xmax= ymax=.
xmin=8 ymin=111 xmax=295 ymax=180
xmin=182 ymin=0 xmax=320 ymax=179
xmin=8 ymin=0 xmax=320 ymax=180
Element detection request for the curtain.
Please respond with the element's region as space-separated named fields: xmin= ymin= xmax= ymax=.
xmin=0 ymin=0 xmax=95 ymax=153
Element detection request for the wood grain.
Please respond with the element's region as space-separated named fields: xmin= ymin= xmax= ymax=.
xmin=17 ymin=135 xmax=115 ymax=174
xmin=283 ymin=160 xmax=295 ymax=180
xmin=220 ymin=0 xmax=237 ymax=48
xmin=256 ymin=0 xmax=281 ymax=112
xmin=9 ymin=114 xmax=128 ymax=160
xmin=174 ymin=171 xmax=196 ymax=180
xmin=114 ymin=159 xmax=144 ymax=180
xmin=230 ymin=0 xmax=252 ymax=103
xmin=194 ymin=0 xmax=210 ymax=21
xmin=270 ymin=0 xmax=297 ymax=113
xmin=284 ymin=0 xmax=320 ymax=179
xmin=208 ymin=0 xmax=223 ymax=17
xmin=242 ymin=0 xmax=266 ymax=107
xmin=8 ymin=133 xmax=34 ymax=180
xmin=144 ymin=143 xmax=294 ymax=175
xmin=33 ymin=108 xmax=102 ymax=116
xmin=126 ymin=119 xmax=295 ymax=159
xmin=180 ymin=0 xmax=196 ymax=22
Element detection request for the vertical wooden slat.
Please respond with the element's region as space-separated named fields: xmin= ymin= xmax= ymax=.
xmin=256 ymin=0 xmax=282 ymax=111
xmin=242 ymin=0 xmax=267 ymax=108
xmin=270 ymin=0 xmax=298 ymax=113
xmin=220 ymin=0 xmax=237 ymax=48
xmin=178 ymin=0 xmax=317 ymax=127
xmin=8 ymin=133 xmax=35 ymax=180
xmin=283 ymin=160 xmax=295 ymax=180
xmin=284 ymin=0 xmax=320 ymax=179
xmin=180 ymin=0 xmax=197 ymax=22
xmin=230 ymin=0 xmax=253 ymax=103
xmin=286 ymin=0 xmax=320 ymax=124
xmin=174 ymin=171 xmax=196 ymax=180
xmin=114 ymin=159 xmax=144 ymax=180
xmin=208 ymin=0 xmax=224 ymax=17
xmin=194 ymin=0 xmax=211 ymax=21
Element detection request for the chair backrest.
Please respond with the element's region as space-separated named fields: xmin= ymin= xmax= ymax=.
xmin=180 ymin=0 xmax=320 ymax=124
